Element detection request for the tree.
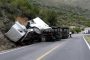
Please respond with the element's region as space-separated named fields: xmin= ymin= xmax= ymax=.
xmin=46 ymin=11 xmax=58 ymax=26
xmin=74 ymin=27 xmax=81 ymax=33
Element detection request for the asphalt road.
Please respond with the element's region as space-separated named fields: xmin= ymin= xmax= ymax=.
xmin=0 ymin=34 xmax=90 ymax=60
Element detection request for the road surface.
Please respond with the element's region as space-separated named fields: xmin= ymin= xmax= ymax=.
xmin=0 ymin=34 xmax=90 ymax=60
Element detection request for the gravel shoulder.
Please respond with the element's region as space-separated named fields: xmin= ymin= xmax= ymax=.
xmin=84 ymin=34 xmax=90 ymax=45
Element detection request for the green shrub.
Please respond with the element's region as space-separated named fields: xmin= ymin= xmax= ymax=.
xmin=73 ymin=27 xmax=81 ymax=33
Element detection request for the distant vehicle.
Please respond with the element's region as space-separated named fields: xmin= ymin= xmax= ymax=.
xmin=5 ymin=17 xmax=69 ymax=45
xmin=84 ymin=27 xmax=90 ymax=34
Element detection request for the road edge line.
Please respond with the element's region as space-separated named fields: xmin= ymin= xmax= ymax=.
xmin=83 ymin=35 xmax=90 ymax=50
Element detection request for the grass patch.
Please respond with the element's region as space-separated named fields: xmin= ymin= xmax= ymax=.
xmin=84 ymin=35 xmax=90 ymax=45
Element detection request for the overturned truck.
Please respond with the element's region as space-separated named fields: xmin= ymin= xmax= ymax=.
xmin=5 ymin=17 xmax=69 ymax=45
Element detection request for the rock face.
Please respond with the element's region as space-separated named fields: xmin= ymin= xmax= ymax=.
xmin=0 ymin=30 xmax=16 ymax=51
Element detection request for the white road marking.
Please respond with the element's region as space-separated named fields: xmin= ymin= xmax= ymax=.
xmin=36 ymin=44 xmax=60 ymax=60
xmin=83 ymin=36 xmax=90 ymax=50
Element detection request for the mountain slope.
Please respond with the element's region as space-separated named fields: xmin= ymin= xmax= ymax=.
xmin=32 ymin=0 xmax=90 ymax=10
xmin=30 ymin=0 xmax=90 ymax=27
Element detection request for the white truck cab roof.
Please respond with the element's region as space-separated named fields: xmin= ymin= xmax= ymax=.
xmin=29 ymin=17 xmax=51 ymax=30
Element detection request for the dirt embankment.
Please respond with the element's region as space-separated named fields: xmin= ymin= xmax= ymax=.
xmin=0 ymin=30 xmax=16 ymax=51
